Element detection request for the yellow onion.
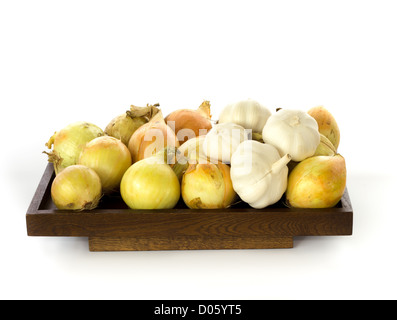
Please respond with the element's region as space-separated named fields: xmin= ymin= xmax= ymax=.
xmin=78 ymin=136 xmax=132 ymax=192
xmin=181 ymin=157 xmax=236 ymax=209
xmin=165 ymin=100 xmax=212 ymax=145
xmin=51 ymin=165 xmax=102 ymax=210
xmin=286 ymin=154 xmax=346 ymax=208
xmin=128 ymin=110 xmax=179 ymax=163
xmin=120 ymin=148 xmax=180 ymax=209
xmin=44 ymin=121 xmax=104 ymax=174
xmin=105 ymin=103 xmax=160 ymax=146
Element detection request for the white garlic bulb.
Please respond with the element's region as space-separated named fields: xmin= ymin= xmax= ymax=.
xmin=230 ymin=140 xmax=291 ymax=209
xmin=203 ymin=122 xmax=249 ymax=164
xmin=218 ymin=99 xmax=271 ymax=133
xmin=262 ymin=109 xmax=320 ymax=162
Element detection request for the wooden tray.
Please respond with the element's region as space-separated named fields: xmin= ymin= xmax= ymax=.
xmin=26 ymin=163 xmax=353 ymax=251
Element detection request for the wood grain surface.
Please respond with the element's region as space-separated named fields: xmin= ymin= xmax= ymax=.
xmin=88 ymin=236 xmax=294 ymax=251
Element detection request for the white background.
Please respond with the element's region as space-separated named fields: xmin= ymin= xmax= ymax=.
xmin=1 ymin=0 xmax=396 ymax=300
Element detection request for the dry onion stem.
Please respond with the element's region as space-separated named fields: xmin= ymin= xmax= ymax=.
xmin=105 ymin=103 xmax=161 ymax=146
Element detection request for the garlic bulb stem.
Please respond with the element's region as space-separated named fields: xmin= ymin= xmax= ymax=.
xmin=289 ymin=116 xmax=301 ymax=127
xmin=254 ymin=154 xmax=291 ymax=185
xmin=271 ymin=154 xmax=292 ymax=175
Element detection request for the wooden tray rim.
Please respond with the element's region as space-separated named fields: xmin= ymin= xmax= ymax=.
xmin=26 ymin=163 xmax=353 ymax=239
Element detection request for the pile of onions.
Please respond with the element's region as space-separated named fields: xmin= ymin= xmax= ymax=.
xmin=181 ymin=156 xmax=236 ymax=209
xmin=128 ymin=111 xmax=179 ymax=163
xmin=44 ymin=121 xmax=104 ymax=174
xmin=51 ymin=165 xmax=102 ymax=210
xmin=165 ymin=100 xmax=212 ymax=145
xmin=120 ymin=148 xmax=181 ymax=209
xmin=79 ymin=136 xmax=132 ymax=192
xmin=105 ymin=103 xmax=160 ymax=146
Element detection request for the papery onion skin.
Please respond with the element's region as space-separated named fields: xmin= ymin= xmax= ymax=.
xmin=181 ymin=162 xmax=236 ymax=209
xmin=307 ymin=105 xmax=340 ymax=150
xmin=44 ymin=121 xmax=104 ymax=174
xmin=105 ymin=103 xmax=160 ymax=146
xmin=313 ymin=133 xmax=337 ymax=156
xmin=165 ymin=101 xmax=212 ymax=145
xmin=105 ymin=114 xmax=147 ymax=146
xmin=286 ymin=155 xmax=346 ymax=208
xmin=78 ymin=136 xmax=132 ymax=192
xmin=51 ymin=165 xmax=102 ymax=211
xmin=128 ymin=111 xmax=179 ymax=163
xmin=120 ymin=158 xmax=180 ymax=210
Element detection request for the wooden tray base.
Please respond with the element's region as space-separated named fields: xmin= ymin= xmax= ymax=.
xmin=88 ymin=236 xmax=294 ymax=251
